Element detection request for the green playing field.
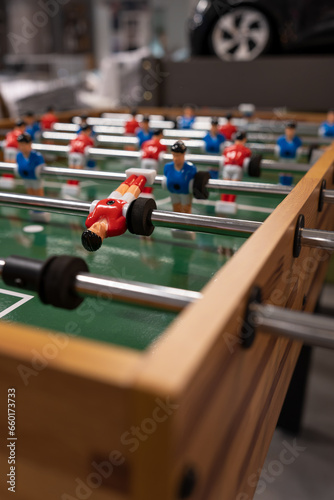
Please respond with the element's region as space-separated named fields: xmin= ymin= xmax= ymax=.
xmin=0 ymin=154 xmax=314 ymax=351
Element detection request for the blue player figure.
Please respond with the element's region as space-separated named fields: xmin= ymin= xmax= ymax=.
xmin=275 ymin=122 xmax=302 ymax=161
xmin=136 ymin=116 xmax=153 ymax=147
xmin=78 ymin=117 xmax=97 ymax=169
xmin=16 ymin=133 xmax=49 ymax=222
xmin=24 ymin=111 xmax=41 ymax=141
xmin=178 ymin=105 xmax=196 ymax=130
xmin=275 ymin=122 xmax=302 ymax=186
xmin=163 ymin=141 xmax=197 ymax=214
xmin=319 ymin=110 xmax=334 ymax=138
xmin=78 ymin=115 xmax=97 ymax=138
xmin=203 ymin=118 xmax=226 ymax=178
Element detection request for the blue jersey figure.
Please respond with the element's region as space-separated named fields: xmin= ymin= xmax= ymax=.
xmin=178 ymin=106 xmax=196 ymax=130
xmin=203 ymin=132 xmax=225 ymax=154
xmin=137 ymin=116 xmax=153 ymax=147
xmin=78 ymin=116 xmax=97 ymax=139
xmin=163 ymin=141 xmax=197 ymax=214
xmin=204 ymin=118 xmax=226 ymax=178
xmin=17 ymin=149 xmax=44 ymax=180
xmin=24 ymin=112 xmax=41 ymax=141
xmin=25 ymin=122 xmax=41 ymax=141
xmin=164 ymin=161 xmax=197 ymax=194
xmin=276 ymin=123 xmax=302 ymax=160
xmin=137 ymin=129 xmax=153 ymax=147
xmin=319 ymin=112 xmax=334 ymax=137
xmin=16 ymin=133 xmax=49 ymax=222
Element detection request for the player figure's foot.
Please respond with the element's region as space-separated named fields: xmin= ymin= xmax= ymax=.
xmin=29 ymin=210 xmax=51 ymax=223
xmin=215 ymin=201 xmax=237 ymax=215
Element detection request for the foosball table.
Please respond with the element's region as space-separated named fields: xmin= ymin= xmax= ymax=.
xmin=0 ymin=109 xmax=333 ymax=500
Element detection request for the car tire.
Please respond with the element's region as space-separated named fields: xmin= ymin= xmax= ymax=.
xmin=210 ymin=7 xmax=272 ymax=61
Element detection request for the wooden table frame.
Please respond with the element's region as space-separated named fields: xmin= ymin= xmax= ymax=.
xmin=0 ymin=148 xmax=333 ymax=500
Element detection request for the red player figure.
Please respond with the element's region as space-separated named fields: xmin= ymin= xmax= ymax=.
xmin=82 ymin=168 xmax=156 ymax=252
xmin=1 ymin=120 xmax=26 ymax=189
xmin=216 ymin=131 xmax=251 ymax=215
xmin=140 ymin=129 xmax=167 ymax=198
xmin=40 ymin=106 xmax=57 ymax=131
xmin=124 ymin=109 xmax=140 ymax=135
xmin=62 ymin=124 xmax=95 ymax=197
xmin=219 ymin=113 xmax=238 ymax=141
xmin=41 ymin=106 xmax=58 ymax=162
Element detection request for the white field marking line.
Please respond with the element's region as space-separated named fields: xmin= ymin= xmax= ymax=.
xmin=0 ymin=289 xmax=34 ymax=319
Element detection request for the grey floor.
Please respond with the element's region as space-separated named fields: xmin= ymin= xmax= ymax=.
xmin=257 ymin=348 xmax=334 ymax=500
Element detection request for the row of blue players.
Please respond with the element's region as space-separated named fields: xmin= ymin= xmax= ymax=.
xmin=179 ymin=106 xmax=334 ymax=139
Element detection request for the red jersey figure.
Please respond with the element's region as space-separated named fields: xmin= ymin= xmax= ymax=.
xmin=219 ymin=113 xmax=238 ymax=141
xmin=63 ymin=125 xmax=95 ymax=197
xmin=216 ymin=131 xmax=251 ymax=215
xmin=41 ymin=106 xmax=57 ymax=131
xmin=81 ymin=169 xmax=156 ymax=252
xmin=1 ymin=120 xmax=26 ymax=190
xmin=124 ymin=109 xmax=140 ymax=135
xmin=4 ymin=120 xmax=26 ymax=161
xmin=141 ymin=129 xmax=167 ymax=199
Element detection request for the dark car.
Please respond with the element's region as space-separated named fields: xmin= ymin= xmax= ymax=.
xmin=189 ymin=0 xmax=334 ymax=61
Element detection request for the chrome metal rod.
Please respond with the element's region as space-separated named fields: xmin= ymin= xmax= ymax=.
xmin=0 ymin=192 xmax=261 ymax=237
xmin=300 ymin=228 xmax=334 ymax=252
xmin=29 ymin=143 xmax=311 ymax=173
xmin=43 ymin=131 xmax=77 ymax=141
xmin=53 ymin=122 xmax=329 ymax=144
xmin=261 ymin=159 xmax=310 ymax=173
xmin=323 ymin=189 xmax=334 ymax=204
xmin=207 ymin=178 xmax=291 ymax=197
xmin=89 ymin=147 xmax=140 ymax=160
xmin=79 ymin=114 xmax=321 ymax=134
xmin=0 ymin=163 xmax=290 ymax=198
xmin=84 ymin=117 xmax=176 ymax=129
xmin=33 ymin=143 xmax=69 ymax=154
xmin=150 ymin=210 xmax=261 ymax=237
xmin=41 ymin=131 xmax=311 ymax=155
xmin=250 ymin=303 xmax=334 ymax=350
xmin=74 ymin=273 xmax=201 ymax=312
xmin=0 ymin=192 xmax=90 ymax=217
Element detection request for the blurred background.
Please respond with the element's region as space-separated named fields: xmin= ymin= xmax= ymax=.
xmin=0 ymin=0 xmax=199 ymax=116
xmin=0 ymin=0 xmax=333 ymax=117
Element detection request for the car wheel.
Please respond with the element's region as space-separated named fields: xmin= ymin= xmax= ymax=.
xmin=210 ymin=7 xmax=271 ymax=61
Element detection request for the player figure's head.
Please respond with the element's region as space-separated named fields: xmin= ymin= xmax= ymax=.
xmin=15 ymin=120 xmax=27 ymax=132
xmin=183 ymin=105 xmax=195 ymax=118
xmin=211 ymin=117 xmax=219 ymax=135
xmin=285 ymin=122 xmax=297 ymax=141
xmin=23 ymin=111 xmax=35 ymax=125
xmin=327 ymin=110 xmax=334 ymax=124
xmin=171 ymin=141 xmax=187 ymax=169
xmin=130 ymin=108 xmax=138 ymax=119
xmin=152 ymin=128 xmax=163 ymax=141
xmin=46 ymin=106 xmax=55 ymax=114
xmin=81 ymin=230 xmax=103 ymax=252
xmin=235 ymin=131 xmax=247 ymax=145
xmin=17 ymin=132 xmax=33 ymax=156
xmin=81 ymin=124 xmax=92 ymax=136
xmin=141 ymin=115 xmax=150 ymax=132
xmin=80 ymin=115 xmax=88 ymax=125
xmin=225 ymin=113 xmax=233 ymax=123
